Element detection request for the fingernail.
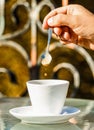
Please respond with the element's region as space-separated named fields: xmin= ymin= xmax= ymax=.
xmin=47 ymin=18 xmax=53 ymax=25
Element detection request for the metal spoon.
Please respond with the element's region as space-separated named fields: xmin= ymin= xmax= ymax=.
xmin=41 ymin=28 xmax=52 ymax=66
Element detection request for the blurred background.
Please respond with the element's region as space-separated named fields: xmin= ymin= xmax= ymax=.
xmin=0 ymin=0 xmax=94 ymax=99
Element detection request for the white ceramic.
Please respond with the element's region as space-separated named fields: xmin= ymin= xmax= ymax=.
xmin=9 ymin=106 xmax=80 ymax=124
xmin=26 ymin=79 xmax=69 ymax=115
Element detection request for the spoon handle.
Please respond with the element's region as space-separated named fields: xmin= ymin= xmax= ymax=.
xmin=46 ymin=28 xmax=52 ymax=51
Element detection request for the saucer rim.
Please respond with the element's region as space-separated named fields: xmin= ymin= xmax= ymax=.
xmin=9 ymin=105 xmax=80 ymax=117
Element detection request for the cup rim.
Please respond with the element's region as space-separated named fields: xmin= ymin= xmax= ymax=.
xmin=26 ymin=79 xmax=69 ymax=87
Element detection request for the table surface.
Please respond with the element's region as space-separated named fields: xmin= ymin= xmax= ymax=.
xmin=0 ymin=97 xmax=94 ymax=130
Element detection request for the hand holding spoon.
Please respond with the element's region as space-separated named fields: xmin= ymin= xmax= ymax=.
xmin=41 ymin=28 xmax=52 ymax=66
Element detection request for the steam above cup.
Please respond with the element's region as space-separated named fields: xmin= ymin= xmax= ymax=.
xmin=26 ymin=79 xmax=69 ymax=115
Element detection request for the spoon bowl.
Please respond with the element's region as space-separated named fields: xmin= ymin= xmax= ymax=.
xmin=41 ymin=53 xmax=52 ymax=66
xmin=41 ymin=28 xmax=52 ymax=66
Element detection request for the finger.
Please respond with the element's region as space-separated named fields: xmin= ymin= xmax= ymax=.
xmin=42 ymin=6 xmax=67 ymax=29
xmin=69 ymin=28 xmax=78 ymax=42
xmin=59 ymin=33 xmax=70 ymax=42
xmin=62 ymin=27 xmax=70 ymax=40
xmin=53 ymin=27 xmax=70 ymax=40
xmin=58 ymin=27 xmax=78 ymax=43
xmin=53 ymin=26 xmax=72 ymax=41
xmin=54 ymin=27 xmax=63 ymax=36
xmin=47 ymin=14 xmax=76 ymax=29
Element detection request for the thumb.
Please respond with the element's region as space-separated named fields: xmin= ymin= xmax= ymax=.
xmin=47 ymin=14 xmax=76 ymax=29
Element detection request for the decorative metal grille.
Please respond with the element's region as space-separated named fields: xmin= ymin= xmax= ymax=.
xmin=0 ymin=0 xmax=94 ymax=98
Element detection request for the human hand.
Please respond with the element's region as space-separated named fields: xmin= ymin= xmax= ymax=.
xmin=42 ymin=4 xmax=94 ymax=50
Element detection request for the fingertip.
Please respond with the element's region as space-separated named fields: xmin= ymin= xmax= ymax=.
xmin=63 ymin=32 xmax=70 ymax=40
xmin=42 ymin=21 xmax=49 ymax=29
xmin=54 ymin=27 xmax=62 ymax=36
xmin=47 ymin=18 xmax=53 ymax=26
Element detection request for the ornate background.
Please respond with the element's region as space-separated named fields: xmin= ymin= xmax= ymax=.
xmin=0 ymin=0 xmax=94 ymax=99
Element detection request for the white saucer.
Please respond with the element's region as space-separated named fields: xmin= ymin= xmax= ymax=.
xmin=9 ymin=106 xmax=80 ymax=124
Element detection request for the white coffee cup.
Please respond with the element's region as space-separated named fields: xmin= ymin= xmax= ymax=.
xmin=26 ymin=79 xmax=69 ymax=115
